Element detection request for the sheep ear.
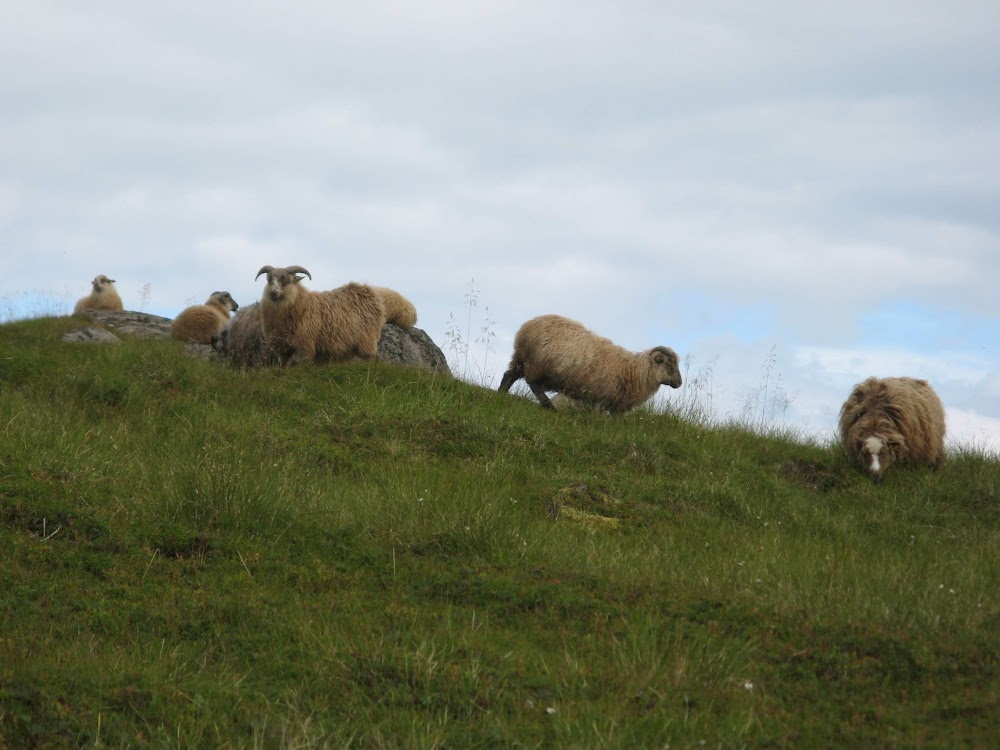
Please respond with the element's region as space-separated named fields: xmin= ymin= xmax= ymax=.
xmin=286 ymin=265 xmax=312 ymax=281
xmin=255 ymin=265 xmax=274 ymax=281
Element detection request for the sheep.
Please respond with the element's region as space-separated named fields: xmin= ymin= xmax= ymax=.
xmin=371 ymin=286 xmax=417 ymax=328
xmin=212 ymin=302 xmax=278 ymax=366
xmin=73 ymin=275 xmax=123 ymax=314
xmin=838 ymin=376 xmax=946 ymax=479
xmin=170 ymin=291 xmax=239 ymax=344
xmin=498 ymin=314 xmax=682 ymax=413
xmin=255 ymin=265 xmax=385 ymax=365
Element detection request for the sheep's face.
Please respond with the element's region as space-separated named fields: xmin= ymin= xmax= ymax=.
xmin=650 ymin=347 xmax=682 ymax=388
xmin=209 ymin=291 xmax=239 ymax=313
xmin=92 ymin=275 xmax=116 ymax=292
xmin=856 ymin=434 xmax=902 ymax=478
xmin=257 ymin=265 xmax=311 ymax=305
xmin=262 ymin=270 xmax=302 ymax=304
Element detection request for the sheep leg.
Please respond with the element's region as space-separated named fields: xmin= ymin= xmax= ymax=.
xmin=528 ymin=382 xmax=554 ymax=409
xmin=498 ymin=365 xmax=523 ymax=393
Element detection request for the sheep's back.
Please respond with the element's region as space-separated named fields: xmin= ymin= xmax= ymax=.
xmin=171 ymin=304 xmax=231 ymax=343
xmin=372 ymin=287 xmax=417 ymax=328
xmin=840 ymin=377 xmax=945 ymax=463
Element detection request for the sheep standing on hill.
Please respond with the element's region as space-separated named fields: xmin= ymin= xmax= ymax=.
xmin=255 ymin=265 xmax=385 ymax=365
xmin=838 ymin=376 xmax=946 ymax=479
xmin=170 ymin=291 xmax=239 ymax=344
xmin=372 ymin=286 xmax=417 ymax=328
xmin=73 ymin=275 xmax=123 ymax=314
xmin=498 ymin=314 xmax=682 ymax=413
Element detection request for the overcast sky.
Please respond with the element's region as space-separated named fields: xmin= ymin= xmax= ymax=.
xmin=2 ymin=1 xmax=998 ymax=449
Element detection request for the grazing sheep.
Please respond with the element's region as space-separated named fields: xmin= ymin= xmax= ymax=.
xmin=498 ymin=314 xmax=682 ymax=413
xmin=73 ymin=275 xmax=123 ymax=314
xmin=255 ymin=265 xmax=385 ymax=365
xmin=170 ymin=291 xmax=239 ymax=344
xmin=838 ymin=376 xmax=946 ymax=479
xmin=372 ymin=286 xmax=417 ymax=328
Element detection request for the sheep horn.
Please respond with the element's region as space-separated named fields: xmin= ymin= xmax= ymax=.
xmin=255 ymin=265 xmax=274 ymax=281
xmin=285 ymin=265 xmax=312 ymax=280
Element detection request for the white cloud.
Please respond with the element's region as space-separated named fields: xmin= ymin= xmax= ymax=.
xmin=945 ymin=409 xmax=1000 ymax=454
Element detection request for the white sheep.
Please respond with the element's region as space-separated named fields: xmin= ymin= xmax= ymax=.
xmin=839 ymin=376 xmax=946 ymax=478
xmin=255 ymin=265 xmax=386 ymax=365
xmin=170 ymin=291 xmax=239 ymax=344
xmin=372 ymin=286 xmax=417 ymax=329
xmin=498 ymin=314 xmax=682 ymax=413
xmin=73 ymin=275 xmax=123 ymax=314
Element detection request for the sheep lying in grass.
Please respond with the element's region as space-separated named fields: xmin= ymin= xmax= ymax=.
xmin=839 ymin=376 xmax=946 ymax=479
xmin=255 ymin=265 xmax=385 ymax=365
xmin=213 ymin=302 xmax=278 ymax=366
xmin=170 ymin=291 xmax=239 ymax=344
xmin=73 ymin=275 xmax=123 ymax=314
xmin=372 ymin=286 xmax=417 ymax=328
xmin=498 ymin=314 xmax=682 ymax=413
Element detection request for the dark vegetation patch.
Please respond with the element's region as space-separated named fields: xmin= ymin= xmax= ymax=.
xmin=779 ymin=459 xmax=846 ymax=491
xmin=0 ymin=484 xmax=111 ymax=546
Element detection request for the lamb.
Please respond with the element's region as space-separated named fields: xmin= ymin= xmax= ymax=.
xmin=372 ymin=286 xmax=417 ymax=328
xmin=170 ymin=291 xmax=239 ymax=344
xmin=498 ymin=314 xmax=682 ymax=413
xmin=73 ymin=275 xmax=123 ymax=314
xmin=838 ymin=376 xmax=946 ymax=479
xmin=255 ymin=265 xmax=385 ymax=365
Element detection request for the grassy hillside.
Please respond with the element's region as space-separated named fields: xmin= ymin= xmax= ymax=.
xmin=1 ymin=316 xmax=997 ymax=749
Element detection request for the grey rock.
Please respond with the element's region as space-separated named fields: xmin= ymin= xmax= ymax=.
xmin=378 ymin=325 xmax=452 ymax=377
xmin=75 ymin=309 xmax=173 ymax=339
xmin=61 ymin=327 xmax=121 ymax=345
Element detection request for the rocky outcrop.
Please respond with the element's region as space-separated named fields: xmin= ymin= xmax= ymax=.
xmin=377 ymin=324 xmax=451 ymax=377
xmin=63 ymin=309 xmax=452 ymax=376
xmin=71 ymin=309 xmax=173 ymax=339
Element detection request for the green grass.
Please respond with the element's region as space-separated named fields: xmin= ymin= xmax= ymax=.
xmin=1 ymin=315 xmax=998 ymax=748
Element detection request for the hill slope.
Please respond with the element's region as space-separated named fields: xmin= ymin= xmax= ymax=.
xmin=1 ymin=316 xmax=998 ymax=748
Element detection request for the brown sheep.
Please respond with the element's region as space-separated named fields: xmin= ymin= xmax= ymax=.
xmin=73 ymin=275 xmax=123 ymax=314
xmin=170 ymin=291 xmax=239 ymax=344
xmin=838 ymin=376 xmax=946 ymax=479
xmin=498 ymin=314 xmax=682 ymax=413
xmin=255 ymin=265 xmax=385 ymax=365
xmin=372 ymin=286 xmax=417 ymax=328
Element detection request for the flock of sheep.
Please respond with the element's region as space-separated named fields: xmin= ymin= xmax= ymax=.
xmin=72 ymin=269 xmax=947 ymax=480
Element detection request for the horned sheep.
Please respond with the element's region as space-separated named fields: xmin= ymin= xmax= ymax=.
xmin=73 ymin=275 xmax=123 ymax=314
xmin=372 ymin=286 xmax=417 ymax=329
xmin=838 ymin=376 xmax=946 ymax=479
xmin=170 ymin=291 xmax=239 ymax=344
xmin=498 ymin=314 xmax=682 ymax=413
xmin=255 ymin=265 xmax=385 ymax=365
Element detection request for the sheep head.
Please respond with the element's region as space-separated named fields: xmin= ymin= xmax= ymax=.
xmin=854 ymin=432 xmax=904 ymax=479
xmin=255 ymin=265 xmax=312 ymax=304
xmin=648 ymin=346 xmax=682 ymax=388
xmin=92 ymin=275 xmax=116 ymax=292
xmin=208 ymin=291 xmax=239 ymax=313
